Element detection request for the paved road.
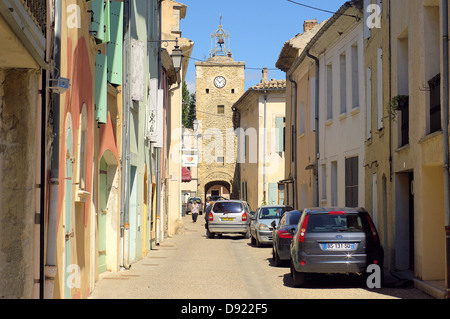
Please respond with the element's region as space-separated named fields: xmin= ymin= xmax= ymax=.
xmin=89 ymin=214 xmax=432 ymax=300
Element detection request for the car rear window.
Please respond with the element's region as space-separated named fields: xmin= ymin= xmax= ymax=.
xmin=288 ymin=211 xmax=302 ymax=225
xmin=306 ymin=213 xmax=364 ymax=233
xmin=259 ymin=207 xmax=292 ymax=219
xmin=189 ymin=198 xmax=201 ymax=204
xmin=213 ymin=202 xmax=243 ymax=213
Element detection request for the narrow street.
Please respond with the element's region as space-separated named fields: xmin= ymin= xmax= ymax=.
xmin=89 ymin=214 xmax=432 ymax=300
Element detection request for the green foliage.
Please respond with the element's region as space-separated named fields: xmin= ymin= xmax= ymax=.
xmin=182 ymin=81 xmax=196 ymax=129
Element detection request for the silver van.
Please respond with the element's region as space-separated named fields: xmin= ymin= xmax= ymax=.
xmin=207 ymin=200 xmax=251 ymax=239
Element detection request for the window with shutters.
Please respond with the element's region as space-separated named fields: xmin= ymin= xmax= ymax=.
xmin=95 ymin=53 xmax=107 ymax=124
xmin=107 ymin=1 xmax=123 ymax=85
xmin=90 ymin=0 xmax=110 ymax=44
xmin=345 ymin=156 xmax=359 ymax=208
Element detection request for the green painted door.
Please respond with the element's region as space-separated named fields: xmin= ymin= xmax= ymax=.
xmin=98 ymin=158 xmax=107 ymax=273
xmin=268 ymin=183 xmax=278 ymax=205
xmin=64 ymin=127 xmax=73 ymax=299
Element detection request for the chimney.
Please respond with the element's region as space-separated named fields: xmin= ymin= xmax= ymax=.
xmin=262 ymin=66 xmax=268 ymax=82
xmin=303 ymin=19 xmax=318 ymax=32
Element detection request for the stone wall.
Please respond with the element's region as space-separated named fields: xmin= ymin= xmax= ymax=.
xmin=0 ymin=68 xmax=39 ymax=298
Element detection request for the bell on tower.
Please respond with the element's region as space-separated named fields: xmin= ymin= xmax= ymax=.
xmin=210 ymin=16 xmax=231 ymax=58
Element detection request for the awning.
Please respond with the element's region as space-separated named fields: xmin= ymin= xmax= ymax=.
xmin=181 ymin=166 xmax=191 ymax=182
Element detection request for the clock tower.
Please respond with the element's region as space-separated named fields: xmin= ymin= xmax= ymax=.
xmin=195 ymin=19 xmax=245 ymax=201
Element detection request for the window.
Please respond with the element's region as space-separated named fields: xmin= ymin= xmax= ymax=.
xmin=321 ymin=164 xmax=327 ymax=200
xmin=345 ymin=156 xmax=359 ymax=207
xmin=327 ymin=63 xmax=333 ymax=120
xmin=377 ymin=48 xmax=383 ymax=129
xmin=429 ymin=73 xmax=441 ymax=134
xmin=366 ymin=67 xmax=372 ymax=139
xmin=78 ymin=104 xmax=88 ymax=190
xmin=275 ymin=116 xmax=285 ymax=152
xmin=351 ymin=44 xmax=360 ymax=108
xmin=399 ymin=96 xmax=410 ymax=147
xmin=231 ymin=89 xmax=235 ymax=94
xmin=217 ymin=156 xmax=224 ymax=165
xmin=340 ymin=53 xmax=347 ymax=114
xmin=217 ymin=105 xmax=224 ymax=114
xmin=299 ymin=103 xmax=305 ymax=134
xmin=206 ymin=88 xmax=209 ymax=94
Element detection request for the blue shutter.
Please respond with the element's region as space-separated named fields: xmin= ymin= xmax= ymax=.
xmin=107 ymin=1 xmax=123 ymax=85
xmin=90 ymin=0 xmax=110 ymax=44
xmin=95 ymin=53 xmax=107 ymax=124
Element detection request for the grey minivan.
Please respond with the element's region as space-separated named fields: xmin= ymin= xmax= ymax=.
xmin=290 ymin=207 xmax=384 ymax=287
xmin=207 ymin=200 xmax=251 ymax=239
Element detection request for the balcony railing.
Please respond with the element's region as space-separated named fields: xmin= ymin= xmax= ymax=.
xmin=21 ymin=0 xmax=46 ymax=33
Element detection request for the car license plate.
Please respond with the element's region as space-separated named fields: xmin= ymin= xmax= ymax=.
xmin=221 ymin=217 xmax=234 ymax=221
xmin=323 ymin=243 xmax=355 ymax=250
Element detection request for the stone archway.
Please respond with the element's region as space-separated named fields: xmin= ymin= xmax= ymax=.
xmin=204 ymin=180 xmax=231 ymax=201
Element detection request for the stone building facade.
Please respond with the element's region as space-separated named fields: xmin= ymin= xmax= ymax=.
xmin=195 ymin=23 xmax=245 ymax=201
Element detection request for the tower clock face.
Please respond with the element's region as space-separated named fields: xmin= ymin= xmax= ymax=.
xmin=214 ymin=76 xmax=226 ymax=88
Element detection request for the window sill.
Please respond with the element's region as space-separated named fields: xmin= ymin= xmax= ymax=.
xmin=418 ymin=130 xmax=442 ymax=145
xmin=339 ymin=113 xmax=347 ymax=121
xmin=325 ymin=119 xmax=333 ymax=126
xmin=350 ymin=107 xmax=360 ymax=116
xmin=395 ymin=144 xmax=410 ymax=153
xmin=76 ymin=189 xmax=90 ymax=203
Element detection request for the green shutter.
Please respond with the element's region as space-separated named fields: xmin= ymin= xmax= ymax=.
xmin=276 ymin=117 xmax=284 ymax=153
xmin=95 ymin=53 xmax=107 ymax=124
xmin=107 ymin=1 xmax=123 ymax=85
xmin=91 ymin=0 xmax=110 ymax=44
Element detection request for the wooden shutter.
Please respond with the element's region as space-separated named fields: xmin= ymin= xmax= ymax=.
xmin=95 ymin=53 xmax=107 ymax=124
xmin=107 ymin=1 xmax=123 ymax=85
xmin=91 ymin=0 xmax=110 ymax=44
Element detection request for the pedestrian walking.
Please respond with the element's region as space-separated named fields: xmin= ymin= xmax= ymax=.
xmin=204 ymin=197 xmax=212 ymax=234
xmin=191 ymin=200 xmax=199 ymax=223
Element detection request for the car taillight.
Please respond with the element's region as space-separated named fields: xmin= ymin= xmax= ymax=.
xmin=329 ymin=211 xmax=346 ymax=215
xmin=298 ymin=215 xmax=309 ymax=243
xmin=366 ymin=215 xmax=379 ymax=242
xmin=209 ymin=212 xmax=213 ymax=221
xmin=278 ymin=229 xmax=292 ymax=239
xmin=242 ymin=212 xmax=247 ymax=221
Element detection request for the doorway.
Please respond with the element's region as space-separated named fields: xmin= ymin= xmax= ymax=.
xmin=395 ymin=171 xmax=414 ymax=271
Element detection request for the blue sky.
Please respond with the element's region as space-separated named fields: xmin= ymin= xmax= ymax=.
xmin=180 ymin=0 xmax=346 ymax=93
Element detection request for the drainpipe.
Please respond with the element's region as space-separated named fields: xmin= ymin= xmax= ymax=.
xmin=288 ymin=76 xmax=298 ymax=209
xmin=120 ymin=0 xmax=132 ymax=269
xmin=263 ymin=91 xmax=267 ymax=204
xmin=442 ymin=0 xmax=450 ymax=300
xmin=306 ymin=49 xmax=320 ymax=207
xmin=44 ymin=0 xmax=62 ymax=299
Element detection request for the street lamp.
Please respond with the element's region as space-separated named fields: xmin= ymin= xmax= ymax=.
xmin=150 ymin=38 xmax=184 ymax=73
xmin=171 ymin=43 xmax=183 ymax=73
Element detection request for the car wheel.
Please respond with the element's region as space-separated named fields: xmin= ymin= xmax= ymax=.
xmin=274 ymin=247 xmax=283 ymax=267
xmin=250 ymin=235 xmax=256 ymax=246
xmin=290 ymin=260 xmax=306 ymax=288
xmin=255 ymin=236 xmax=261 ymax=247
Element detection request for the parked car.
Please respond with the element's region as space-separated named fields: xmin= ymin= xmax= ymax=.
xmin=271 ymin=210 xmax=303 ymax=266
xmin=186 ymin=197 xmax=203 ymax=215
xmin=290 ymin=207 xmax=384 ymax=287
xmin=207 ymin=200 xmax=251 ymax=239
xmin=249 ymin=205 xmax=294 ymax=247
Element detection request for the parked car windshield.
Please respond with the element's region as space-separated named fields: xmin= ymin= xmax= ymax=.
xmin=258 ymin=207 xmax=293 ymax=219
xmin=213 ymin=202 xmax=243 ymax=213
xmin=306 ymin=213 xmax=364 ymax=233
